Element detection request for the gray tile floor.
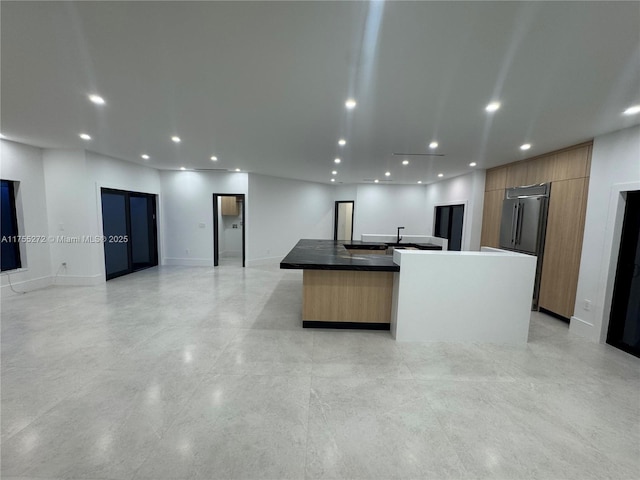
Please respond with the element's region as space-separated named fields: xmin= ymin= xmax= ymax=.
xmin=1 ymin=264 xmax=638 ymax=480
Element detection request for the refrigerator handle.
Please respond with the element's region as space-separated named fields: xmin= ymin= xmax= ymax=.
xmin=511 ymin=204 xmax=518 ymax=246
xmin=516 ymin=202 xmax=524 ymax=245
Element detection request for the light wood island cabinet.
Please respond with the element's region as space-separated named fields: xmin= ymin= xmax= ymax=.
xmin=481 ymin=142 xmax=592 ymax=319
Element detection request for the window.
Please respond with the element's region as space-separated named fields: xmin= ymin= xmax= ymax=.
xmin=1 ymin=180 xmax=22 ymax=271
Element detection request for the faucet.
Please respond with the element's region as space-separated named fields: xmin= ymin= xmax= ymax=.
xmin=397 ymin=227 xmax=405 ymax=244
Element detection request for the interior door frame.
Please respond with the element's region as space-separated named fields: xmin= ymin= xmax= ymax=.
xmin=100 ymin=187 xmax=158 ymax=280
xmin=334 ymin=200 xmax=355 ymax=241
xmin=606 ymin=190 xmax=640 ymax=357
xmin=434 ymin=202 xmax=466 ymax=251
xmin=213 ymin=193 xmax=245 ymax=267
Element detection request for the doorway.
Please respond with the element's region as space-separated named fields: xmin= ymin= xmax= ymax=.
xmin=101 ymin=188 xmax=158 ymax=280
xmin=607 ymin=190 xmax=640 ymax=358
xmin=334 ymin=201 xmax=355 ymax=241
xmin=434 ymin=204 xmax=464 ymax=251
xmin=213 ymin=194 xmax=245 ymax=267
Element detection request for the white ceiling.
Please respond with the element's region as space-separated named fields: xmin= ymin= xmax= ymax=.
xmin=2 ymin=1 xmax=639 ymax=185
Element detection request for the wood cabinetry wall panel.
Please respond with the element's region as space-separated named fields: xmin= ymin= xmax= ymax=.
xmin=552 ymin=145 xmax=590 ymax=181
xmin=526 ymin=155 xmax=554 ymax=185
xmin=485 ymin=167 xmax=507 ymax=191
xmin=538 ymin=177 xmax=589 ymax=318
xmin=480 ymin=189 xmax=504 ymax=248
xmin=505 ymin=161 xmax=528 ymax=188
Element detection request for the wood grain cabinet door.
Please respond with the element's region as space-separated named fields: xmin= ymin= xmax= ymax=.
xmin=480 ymin=189 xmax=505 ymax=248
xmin=538 ymin=178 xmax=589 ymax=318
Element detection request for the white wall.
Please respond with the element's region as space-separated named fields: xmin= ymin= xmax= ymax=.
xmin=160 ymin=170 xmax=248 ymax=266
xmin=352 ymin=184 xmax=428 ymax=238
xmin=247 ymin=174 xmax=333 ymax=264
xmin=425 ymin=171 xmax=485 ymax=250
xmin=42 ymin=149 xmax=99 ymax=284
xmin=0 ymin=140 xmax=52 ymax=292
xmin=571 ymin=125 xmax=640 ymax=343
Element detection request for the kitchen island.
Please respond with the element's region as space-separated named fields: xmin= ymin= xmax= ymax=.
xmin=280 ymin=239 xmax=441 ymax=328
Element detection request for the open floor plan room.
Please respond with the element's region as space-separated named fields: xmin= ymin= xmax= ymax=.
xmin=2 ymin=265 xmax=638 ymax=480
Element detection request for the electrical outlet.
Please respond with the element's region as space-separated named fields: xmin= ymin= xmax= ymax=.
xmin=584 ymin=299 xmax=592 ymax=311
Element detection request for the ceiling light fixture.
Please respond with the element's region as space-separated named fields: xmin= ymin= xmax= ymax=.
xmin=235 ymin=168 xmax=241 ymax=172
xmin=418 ymin=181 xmax=422 ymax=184
xmin=79 ymin=133 xmax=91 ymax=140
xmin=520 ymin=143 xmax=531 ymax=150
xmin=88 ymin=94 xmax=105 ymax=105
xmin=141 ymin=154 xmax=150 ymax=160
xmin=485 ymin=101 xmax=501 ymax=112
xmin=331 ymin=178 xmax=335 ymax=182
xmin=338 ymin=139 xmax=346 ymax=146
xmin=345 ymin=98 xmax=357 ymax=109
xmin=402 ymin=159 xmax=409 ymax=165
xmin=429 ymin=141 xmax=438 ymax=149
xmin=171 ymin=136 xmax=181 ymax=143
xmin=332 ymin=171 xmax=337 ymax=175
xmin=438 ymin=173 xmax=444 ymax=178
xmin=210 ymin=156 xmax=218 ymax=161
xmin=385 ymin=171 xmax=391 ymax=177
xmin=180 ymin=167 xmax=186 ymax=171
xmin=469 ymin=162 xmax=477 ymax=167
xmin=334 ymin=158 xmax=341 ymax=164
xmin=374 ymin=179 xmax=379 ymax=183
xmin=623 ymin=105 xmax=640 ymax=115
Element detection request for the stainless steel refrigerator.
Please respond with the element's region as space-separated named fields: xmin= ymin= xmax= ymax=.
xmin=499 ymin=183 xmax=550 ymax=308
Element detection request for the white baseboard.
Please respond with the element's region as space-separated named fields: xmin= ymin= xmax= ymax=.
xmin=245 ymin=256 xmax=282 ymax=267
xmin=569 ymin=315 xmax=598 ymax=342
xmin=53 ymin=274 xmax=104 ymax=286
xmin=162 ymin=257 xmax=213 ymax=267
xmin=0 ymin=274 xmax=53 ymax=295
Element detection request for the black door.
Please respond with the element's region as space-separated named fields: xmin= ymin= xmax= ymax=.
xmin=607 ymin=190 xmax=640 ymax=358
xmin=101 ymin=188 xmax=158 ymax=280
xmin=434 ymin=204 xmax=464 ymax=251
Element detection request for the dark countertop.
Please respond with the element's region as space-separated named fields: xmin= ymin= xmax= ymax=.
xmin=280 ymin=239 xmax=441 ymax=272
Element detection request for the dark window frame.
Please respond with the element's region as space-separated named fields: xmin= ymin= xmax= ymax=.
xmin=434 ymin=203 xmax=465 ymax=251
xmin=1 ymin=179 xmax=22 ymax=272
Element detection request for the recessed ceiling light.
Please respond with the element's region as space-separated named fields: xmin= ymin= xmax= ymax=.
xmin=338 ymin=139 xmax=346 ymax=146
xmin=438 ymin=173 xmax=444 ymax=178
xmin=469 ymin=162 xmax=477 ymax=167
xmin=334 ymin=158 xmax=341 ymax=164
xmin=171 ymin=136 xmax=181 ymax=143
xmin=211 ymin=156 xmax=218 ymax=161
xmin=485 ymin=101 xmax=501 ymax=112
xmin=88 ymin=94 xmax=105 ymax=105
xmin=520 ymin=143 xmax=531 ymax=150
xmin=79 ymin=133 xmax=91 ymax=140
xmin=374 ymin=179 xmax=379 ymax=183
xmin=332 ymin=170 xmax=337 ymax=175
xmin=417 ymin=181 xmax=422 ymax=184
xmin=402 ymin=159 xmax=409 ymax=165
xmin=429 ymin=141 xmax=438 ymax=149
xmin=235 ymin=168 xmax=241 ymax=172
xmin=331 ymin=178 xmax=335 ymax=182
xmin=345 ymin=98 xmax=357 ymax=109
xmin=385 ymin=171 xmax=391 ymax=177
xmin=0 ymin=133 xmax=5 ymax=139
xmin=141 ymin=154 xmax=150 ymax=160
xmin=180 ymin=167 xmax=186 ymax=171
xmin=623 ymin=105 xmax=640 ymax=115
